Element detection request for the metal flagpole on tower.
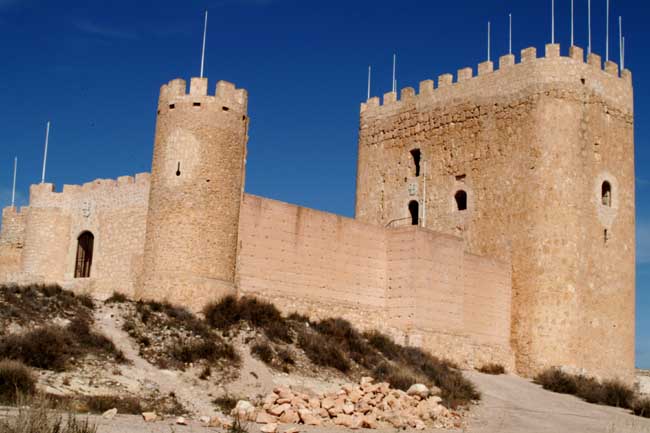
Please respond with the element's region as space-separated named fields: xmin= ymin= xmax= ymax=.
xmin=509 ymin=14 xmax=512 ymax=55
xmin=41 ymin=121 xmax=50 ymax=184
xmin=571 ymin=0 xmax=575 ymax=46
xmin=367 ymin=66 xmax=371 ymax=100
xmin=11 ymin=157 xmax=17 ymax=208
xmin=619 ymin=16 xmax=623 ymax=68
xmin=392 ymin=54 xmax=396 ymax=93
xmin=587 ymin=0 xmax=591 ymax=54
xmin=622 ymin=36 xmax=625 ymax=70
xmin=200 ymin=10 xmax=208 ymax=78
xmin=552 ymin=0 xmax=555 ymax=44
xmin=606 ymin=0 xmax=610 ymax=61
xmin=487 ymin=21 xmax=491 ymax=61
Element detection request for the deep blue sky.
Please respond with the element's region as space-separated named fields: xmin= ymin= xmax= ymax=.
xmin=0 ymin=0 xmax=648 ymax=368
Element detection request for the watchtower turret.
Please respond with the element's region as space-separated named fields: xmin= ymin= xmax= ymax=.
xmin=138 ymin=77 xmax=249 ymax=309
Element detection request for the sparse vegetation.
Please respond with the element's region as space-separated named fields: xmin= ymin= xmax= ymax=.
xmin=534 ymin=368 xmax=648 ymax=417
xmin=125 ymin=299 xmax=239 ymax=370
xmin=633 ymin=398 xmax=650 ymax=418
xmin=228 ymin=418 xmax=249 ymax=433
xmin=251 ymin=342 xmax=274 ymax=364
xmin=478 ymin=363 xmax=506 ymax=375
xmin=297 ymin=328 xmax=351 ymax=372
xmin=213 ymin=394 xmax=238 ymax=413
xmin=0 ymin=360 xmax=36 ymax=404
xmin=104 ymin=292 xmax=128 ymax=304
xmin=204 ymin=296 xmax=292 ymax=343
xmin=0 ymin=318 xmax=124 ymax=371
xmin=0 ymin=284 xmax=94 ymax=330
xmin=0 ymin=399 xmax=97 ymax=433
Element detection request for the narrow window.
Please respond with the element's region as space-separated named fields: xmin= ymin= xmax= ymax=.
xmin=169 ymin=104 xmax=175 ymax=109
xmin=602 ymin=181 xmax=612 ymax=207
xmin=410 ymin=149 xmax=421 ymax=177
xmin=193 ymin=102 xmax=201 ymax=107
xmin=176 ymin=162 xmax=181 ymax=176
xmin=74 ymin=231 xmax=94 ymax=278
xmin=455 ymin=190 xmax=467 ymax=211
xmin=409 ymin=200 xmax=419 ymax=226
xmin=222 ymin=106 xmax=230 ymax=111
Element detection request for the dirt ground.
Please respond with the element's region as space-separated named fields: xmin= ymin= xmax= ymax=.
xmin=4 ymin=371 xmax=645 ymax=433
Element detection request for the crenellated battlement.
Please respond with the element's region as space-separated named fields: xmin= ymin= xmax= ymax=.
xmin=28 ymin=173 xmax=150 ymax=208
xmin=158 ymin=77 xmax=248 ymax=114
xmin=361 ymin=44 xmax=633 ymax=116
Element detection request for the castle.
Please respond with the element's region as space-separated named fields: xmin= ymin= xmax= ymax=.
xmin=0 ymin=43 xmax=635 ymax=381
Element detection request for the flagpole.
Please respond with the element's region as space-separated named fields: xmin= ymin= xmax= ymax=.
xmin=606 ymin=0 xmax=610 ymax=61
xmin=509 ymin=14 xmax=512 ymax=55
xmin=392 ymin=53 xmax=396 ymax=93
xmin=41 ymin=121 xmax=50 ymax=184
xmin=571 ymin=0 xmax=574 ymax=46
xmin=200 ymin=10 xmax=208 ymax=78
xmin=367 ymin=65 xmax=371 ymax=100
xmin=619 ymin=16 xmax=622 ymax=68
xmin=11 ymin=157 xmax=17 ymax=208
xmin=587 ymin=0 xmax=591 ymax=54
xmin=487 ymin=21 xmax=491 ymax=61
xmin=552 ymin=0 xmax=555 ymax=44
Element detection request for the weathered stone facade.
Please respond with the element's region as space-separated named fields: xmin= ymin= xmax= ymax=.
xmin=0 ymin=43 xmax=634 ymax=380
xmin=356 ymin=44 xmax=635 ymax=381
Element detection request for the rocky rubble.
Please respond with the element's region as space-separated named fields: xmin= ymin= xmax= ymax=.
xmin=231 ymin=377 xmax=463 ymax=431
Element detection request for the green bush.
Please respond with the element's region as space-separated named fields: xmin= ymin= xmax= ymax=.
xmin=0 ymin=360 xmax=36 ymax=404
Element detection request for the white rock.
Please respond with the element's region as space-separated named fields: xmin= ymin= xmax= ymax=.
xmin=102 ymin=408 xmax=117 ymax=419
xmin=260 ymin=423 xmax=278 ymax=433
xmin=175 ymin=417 xmax=187 ymax=425
xmin=142 ymin=412 xmax=157 ymax=422
xmin=406 ymin=384 xmax=430 ymax=398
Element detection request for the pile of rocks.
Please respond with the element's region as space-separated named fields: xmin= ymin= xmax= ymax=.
xmin=231 ymin=377 xmax=461 ymax=431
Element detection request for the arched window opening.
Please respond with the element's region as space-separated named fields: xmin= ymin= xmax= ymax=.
xmin=408 ymin=201 xmax=419 ymax=226
xmin=410 ymin=149 xmax=421 ymax=177
xmin=74 ymin=231 xmax=94 ymax=279
xmin=455 ymin=190 xmax=468 ymax=211
xmin=602 ymin=181 xmax=612 ymax=207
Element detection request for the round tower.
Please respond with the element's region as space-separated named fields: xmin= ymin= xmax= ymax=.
xmin=138 ymin=77 xmax=249 ymax=310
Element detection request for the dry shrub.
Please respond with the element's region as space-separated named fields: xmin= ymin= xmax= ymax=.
xmin=251 ymin=342 xmax=274 ymax=364
xmin=105 ymin=292 xmax=128 ymax=304
xmin=213 ymin=394 xmax=238 ymax=413
xmin=0 ymin=360 xmax=36 ymax=404
xmin=372 ymin=361 xmax=422 ymax=391
xmin=0 ymin=399 xmax=97 ymax=433
xmin=297 ymin=329 xmax=350 ymax=372
xmin=311 ymin=318 xmax=379 ymax=369
xmin=478 ymin=363 xmax=506 ymax=375
xmin=535 ymin=368 xmax=636 ymax=410
xmin=0 ymin=319 xmax=124 ymax=371
xmin=633 ymin=398 xmax=650 ymax=418
xmin=170 ymin=339 xmax=237 ymax=364
xmin=204 ymin=296 xmax=292 ymax=343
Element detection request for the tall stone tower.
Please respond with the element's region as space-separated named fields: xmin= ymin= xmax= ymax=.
xmin=355 ymin=45 xmax=635 ymax=381
xmin=139 ymin=77 xmax=249 ymax=310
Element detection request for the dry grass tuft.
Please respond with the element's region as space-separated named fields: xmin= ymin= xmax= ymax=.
xmin=0 ymin=360 xmax=36 ymax=404
xmin=0 ymin=399 xmax=97 ymax=433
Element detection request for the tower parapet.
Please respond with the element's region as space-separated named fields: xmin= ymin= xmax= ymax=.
xmin=361 ymin=44 xmax=632 ymax=116
xmin=139 ymin=77 xmax=249 ymax=310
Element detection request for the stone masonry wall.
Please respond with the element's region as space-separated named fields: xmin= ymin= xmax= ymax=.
xmin=139 ymin=78 xmax=249 ymax=310
xmin=0 ymin=207 xmax=27 ymax=281
xmin=237 ymin=194 xmax=513 ymax=368
xmin=4 ymin=175 xmax=150 ymax=298
xmin=355 ymin=44 xmax=634 ymax=380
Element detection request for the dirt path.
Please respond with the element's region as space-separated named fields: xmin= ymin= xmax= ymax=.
xmin=95 ymin=304 xmax=224 ymax=416
xmin=464 ymin=371 xmax=650 ymax=433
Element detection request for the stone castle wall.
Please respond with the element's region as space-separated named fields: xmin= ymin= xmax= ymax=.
xmin=237 ymin=194 xmax=513 ymax=368
xmin=5 ymin=175 xmax=150 ymax=297
xmin=0 ymin=207 xmax=26 ymax=281
xmin=355 ymin=44 xmax=634 ymax=380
